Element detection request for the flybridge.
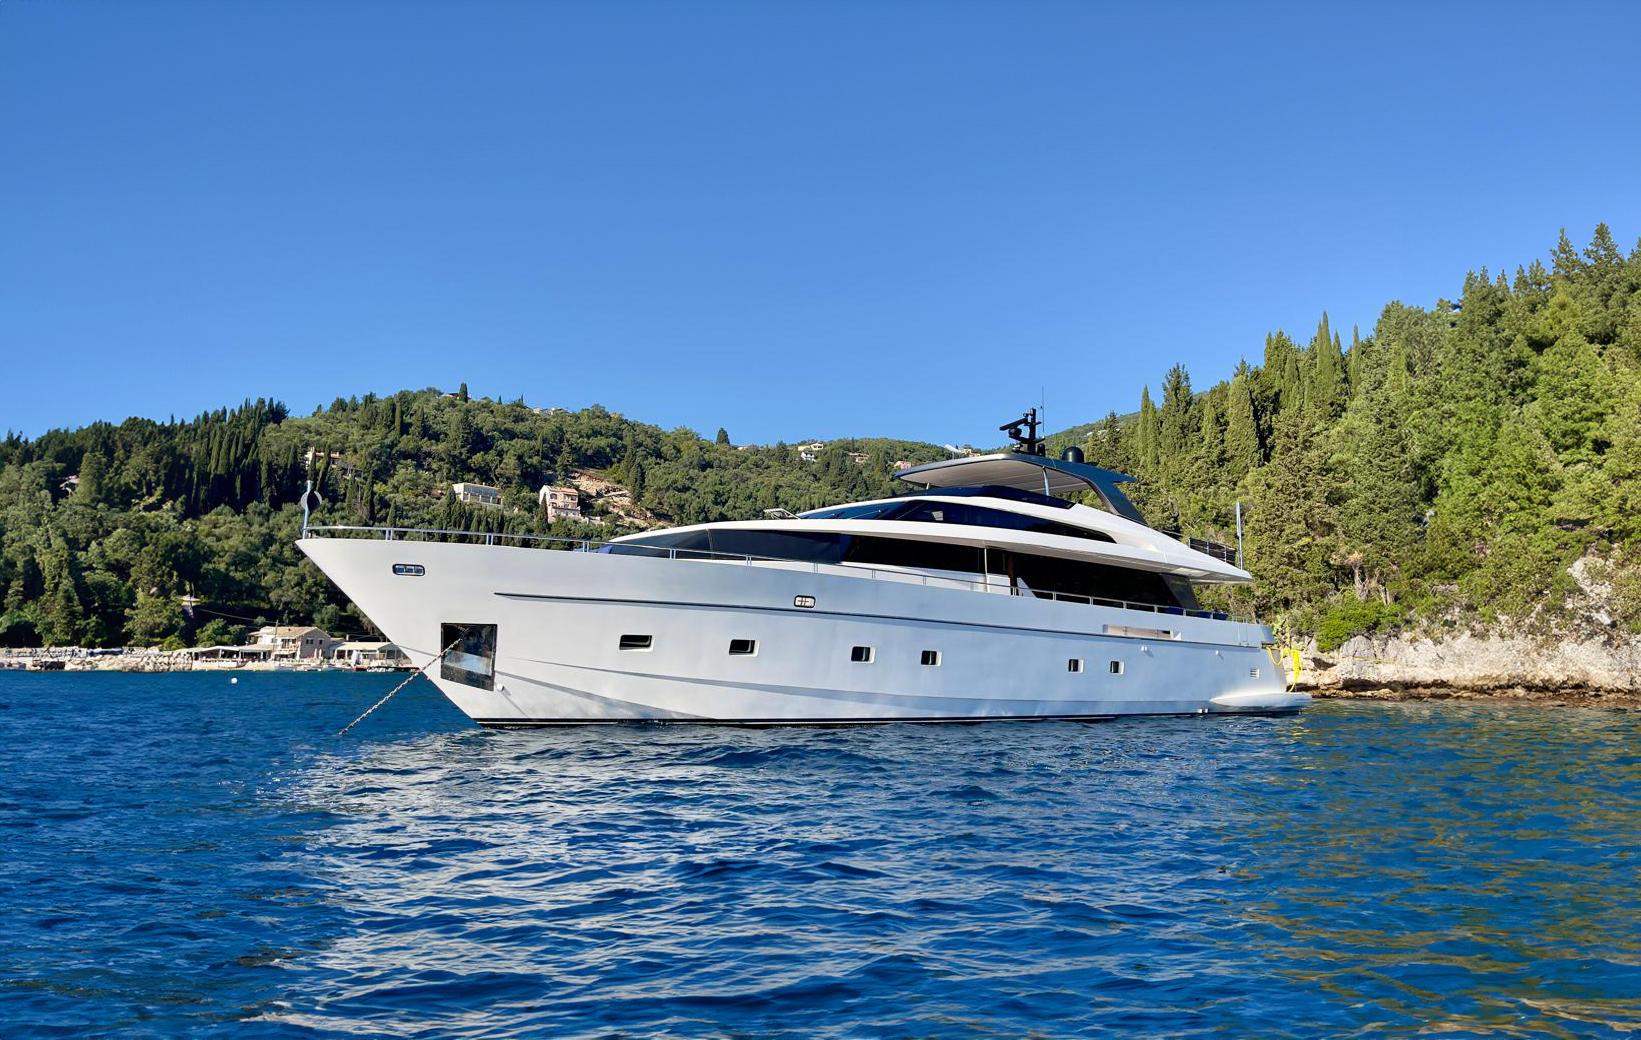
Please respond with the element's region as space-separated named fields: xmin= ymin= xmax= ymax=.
xmin=896 ymin=452 xmax=1144 ymax=522
xmin=896 ymin=410 xmax=1240 ymax=564
xmin=897 ymin=407 xmax=1147 ymax=524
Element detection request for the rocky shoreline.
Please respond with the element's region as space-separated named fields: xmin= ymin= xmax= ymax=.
xmin=1307 ymin=685 xmax=1641 ymax=709
xmin=1297 ymin=630 xmax=1641 ymax=709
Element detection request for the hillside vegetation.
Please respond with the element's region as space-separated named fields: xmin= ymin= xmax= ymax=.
xmin=2 ymin=226 xmax=1637 ymax=651
xmin=1075 ymin=225 xmax=1641 ymax=648
xmin=0 ymin=395 xmax=946 ymax=647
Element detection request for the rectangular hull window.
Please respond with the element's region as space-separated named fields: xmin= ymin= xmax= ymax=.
xmin=1068 ymin=659 xmax=1083 ymax=673
xmin=440 ymin=623 xmax=497 ymax=691
xmin=920 ymin=650 xmax=940 ymax=666
xmin=620 ymin=634 xmax=653 ymax=650
xmin=850 ymin=645 xmax=874 ymax=663
xmin=1109 ymin=660 xmax=1124 ymax=675
xmin=729 ymin=639 xmax=757 ymax=656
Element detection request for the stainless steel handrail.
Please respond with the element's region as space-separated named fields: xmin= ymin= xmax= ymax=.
xmin=302 ymin=524 xmax=1252 ymax=623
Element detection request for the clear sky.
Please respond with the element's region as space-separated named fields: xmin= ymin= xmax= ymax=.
xmin=2 ymin=0 xmax=1638 ymax=448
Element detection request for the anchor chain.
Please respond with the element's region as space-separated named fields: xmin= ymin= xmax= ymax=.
xmin=337 ymin=637 xmax=462 ymax=737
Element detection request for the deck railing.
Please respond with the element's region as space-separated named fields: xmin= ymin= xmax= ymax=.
xmin=302 ymin=525 xmax=1254 ymax=624
xmin=1157 ymin=528 xmax=1240 ymax=565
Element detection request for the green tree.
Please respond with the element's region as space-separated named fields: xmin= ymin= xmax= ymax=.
xmin=127 ymin=592 xmax=184 ymax=645
xmin=194 ymin=617 xmax=241 ymax=647
xmin=76 ymin=449 xmax=110 ymax=506
xmin=1133 ymin=387 xmax=1159 ymax=470
xmin=1525 ymin=331 xmax=1615 ymax=465
xmin=1224 ymin=373 xmax=1260 ymax=478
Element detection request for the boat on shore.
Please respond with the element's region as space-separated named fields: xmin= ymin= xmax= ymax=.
xmin=299 ymin=412 xmax=1309 ymax=726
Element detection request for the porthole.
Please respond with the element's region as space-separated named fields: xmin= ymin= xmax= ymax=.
xmin=1068 ymin=658 xmax=1083 ymax=673
xmin=729 ymin=639 xmax=757 ymax=656
xmin=850 ymin=645 xmax=874 ymax=664
xmin=619 ymin=634 xmax=653 ymax=651
xmin=392 ymin=563 xmax=425 ymax=576
xmin=920 ymin=650 xmax=940 ymax=666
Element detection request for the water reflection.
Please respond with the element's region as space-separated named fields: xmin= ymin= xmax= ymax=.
xmin=1232 ymin=703 xmax=1641 ymax=1038
xmin=250 ymin=704 xmax=1641 ymax=1039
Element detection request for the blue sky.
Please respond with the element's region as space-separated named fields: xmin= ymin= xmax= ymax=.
xmin=2 ymin=0 xmax=1638 ymax=448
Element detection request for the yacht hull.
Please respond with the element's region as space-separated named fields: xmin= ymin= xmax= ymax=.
xmin=299 ymin=537 xmax=1310 ymax=726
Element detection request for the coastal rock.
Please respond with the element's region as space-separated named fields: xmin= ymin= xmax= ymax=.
xmin=1300 ymin=631 xmax=1641 ymax=695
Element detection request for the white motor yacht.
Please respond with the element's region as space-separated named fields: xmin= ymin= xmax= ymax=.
xmin=299 ymin=413 xmax=1309 ymax=726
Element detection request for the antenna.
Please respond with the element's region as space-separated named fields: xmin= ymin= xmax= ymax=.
xmin=999 ymin=408 xmax=1045 ymax=456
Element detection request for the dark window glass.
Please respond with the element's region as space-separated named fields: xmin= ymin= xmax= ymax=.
xmin=1162 ymin=576 xmax=1201 ymax=610
xmin=1068 ymin=658 xmax=1083 ymax=673
xmin=800 ymin=502 xmax=903 ymax=520
xmin=844 ymin=535 xmax=984 ymax=574
xmin=850 ymin=645 xmax=873 ymax=663
xmin=985 ymin=550 xmax=1189 ymax=608
xmin=440 ymin=622 xmax=497 ymax=691
xmin=708 ymin=529 xmax=847 ymax=563
xmin=894 ymin=485 xmax=1075 ymax=510
xmin=891 ymin=500 xmax=1114 ymax=543
xmin=920 ymin=650 xmax=940 ymax=666
xmin=729 ymin=639 xmax=757 ymax=655
xmin=603 ymin=530 xmax=714 ymax=558
xmin=619 ymin=634 xmax=653 ymax=650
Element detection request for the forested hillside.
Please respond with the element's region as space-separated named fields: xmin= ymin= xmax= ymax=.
xmin=0 ymin=395 xmax=946 ymax=648
xmin=1076 ymin=225 xmax=1641 ymax=648
xmin=2 ymin=225 xmax=1637 ymax=651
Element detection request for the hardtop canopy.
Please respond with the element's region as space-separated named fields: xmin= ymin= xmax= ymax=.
xmin=895 ymin=452 xmax=1147 ymax=525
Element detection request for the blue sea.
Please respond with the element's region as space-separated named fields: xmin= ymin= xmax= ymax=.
xmin=3 ymin=673 xmax=1640 ymax=1039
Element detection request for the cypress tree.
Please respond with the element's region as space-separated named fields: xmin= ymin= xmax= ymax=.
xmin=1263 ymin=332 xmax=1301 ymax=412
xmin=1134 ymin=387 xmax=1160 ymax=470
xmin=1224 ymin=374 xmax=1260 ymax=477
xmin=1198 ymin=388 xmax=1224 ymax=472
xmin=1159 ymin=364 xmax=1194 ymax=459
xmin=1309 ymin=313 xmax=1345 ymax=415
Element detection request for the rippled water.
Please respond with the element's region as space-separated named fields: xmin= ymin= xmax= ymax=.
xmin=3 ymin=673 xmax=1640 ymax=1038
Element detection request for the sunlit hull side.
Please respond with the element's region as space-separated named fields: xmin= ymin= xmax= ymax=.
xmin=299 ymin=537 xmax=1310 ymax=727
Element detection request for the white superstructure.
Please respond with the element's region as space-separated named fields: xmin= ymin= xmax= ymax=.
xmin=299 ymin=425 xmax=1309 ymax=726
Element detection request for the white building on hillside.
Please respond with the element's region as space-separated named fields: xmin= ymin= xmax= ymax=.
xmin=538 ymin=484 xmax=583 ymax=521
xmin=452 ymin=482 xmax=502 ymax=507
